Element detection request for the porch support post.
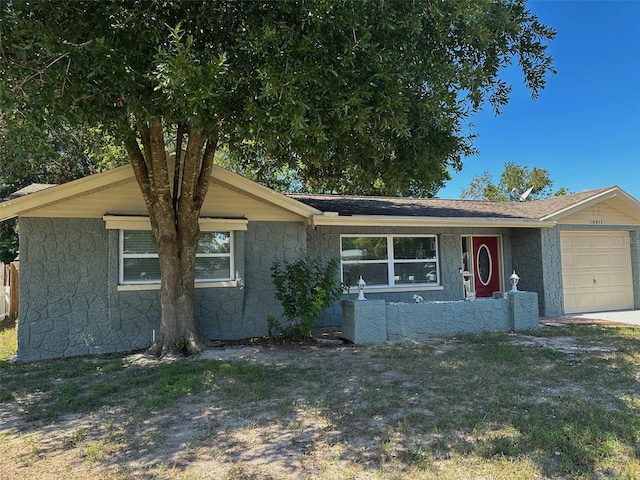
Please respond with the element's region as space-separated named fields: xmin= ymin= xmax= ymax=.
xmin=341 ymin=299 xmax=387 ymax=344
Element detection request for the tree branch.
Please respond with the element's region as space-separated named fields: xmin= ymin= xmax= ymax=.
xmin=194 ymin=128 xmax=219 ymax=210
xmin=179 ymin=129 xmax=207 ymax=212
xmin=17 ymin=53 xmax=69 ymax=90
xmin=147 ymin=119 xmax=173 ymax=225
xmin=123 ymin=131 xmax=153 ymax=212
xmin=173 ymin=123 xmax=188 ymax=214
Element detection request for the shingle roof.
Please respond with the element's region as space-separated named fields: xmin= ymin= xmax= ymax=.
xmin=2 ymin=183 xmax=56 ymax=201
xmin=288 ymin=186 xmax=618 ymax=220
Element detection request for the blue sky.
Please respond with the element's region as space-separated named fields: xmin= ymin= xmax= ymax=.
xmin=437 ymin=0 xmax=640 ymax=201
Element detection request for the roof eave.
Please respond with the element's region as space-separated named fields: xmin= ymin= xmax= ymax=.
xmin=0 ymin=165 xmax=135 ymax=222
xmin=311 ymin=215 xmax=556 ymax=228
xmin=0 ymin=163 xmax=323 ymax=222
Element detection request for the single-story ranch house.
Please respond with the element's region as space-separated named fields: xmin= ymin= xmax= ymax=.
xmin=1 ymin=164 xmax=639 ymax=361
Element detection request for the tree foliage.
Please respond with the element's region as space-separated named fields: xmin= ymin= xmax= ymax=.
xmin=460 ymin=162 xmax=568 ymax=201
xmin=0 ymin=114 xmax=128 ymax=262
xmin=0 ymin=1 xmax=556 ymax=355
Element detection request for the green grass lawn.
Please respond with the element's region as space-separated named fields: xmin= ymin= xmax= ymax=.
xmin=0 ymin=321 xmax=17 ymax=361
xmin=0 ymin=324 xmax=639 ymax=479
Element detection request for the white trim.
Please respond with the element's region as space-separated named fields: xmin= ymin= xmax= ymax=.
xmin=118 ymin=230 xmax=235 ymax=285
xmin=476 ymin=244 xmax=492 ymax=286
xmin=104 ymin=215 xmax=248 ymax=231
xmin=314 ymin=215 xmax=556 ymax=228
xmin=199 ymin=218 xmax=248 ymax=231
xmin=210 ymin=165 xmax=322 ymax=218
xmin=340 ymin=234 xmax=440 ymax=289
xmin=345 ymin=285 xmax=444 ymax=294
xmin=0 ymin=162 xmax=321 ymax=222
xmin=117 ymin=280 xmax=238 ymax=292
xmin=0 ymin=165 xmax=135 ymax=221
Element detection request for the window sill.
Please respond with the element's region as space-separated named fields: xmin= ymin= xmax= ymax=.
xmin=117 ymin=280 xmax=238 ymax=292
xmin=345 ymin=285 xmax=444 ymax=294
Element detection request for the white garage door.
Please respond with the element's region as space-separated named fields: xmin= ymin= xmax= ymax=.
xmin=561 ymin=231 xmax=634 ymax=314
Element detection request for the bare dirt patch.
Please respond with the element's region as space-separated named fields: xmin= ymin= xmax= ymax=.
xmin=1 ymin=328 xmax=638 ymax=479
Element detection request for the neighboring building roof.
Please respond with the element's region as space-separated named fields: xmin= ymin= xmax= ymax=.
xmin=2 ymin=183 xmax=56 ymax=201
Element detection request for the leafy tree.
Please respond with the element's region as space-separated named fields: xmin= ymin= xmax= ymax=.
xmin=0 ymin=1 xmax=556 ymax=355
xmin=460 ymin=162 xmax=567 ymax=201
xmin=0 ymin=113 xmax=127 ymax=262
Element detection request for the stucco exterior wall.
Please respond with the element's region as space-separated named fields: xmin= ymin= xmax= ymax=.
xmin=239 ymin=221 xmax=308 ymax=338
xmin=510 ymin=228 xmax=547 ymax=314
xmin=307 ymin=225 xmax=514 ymax=326
xmin=17 ymin=218 xmax=111 ymax=361
xmin=342 ymin=291 xmax=538 ymax=343
xmin=17 ymin=218 xmax=307 ymax=361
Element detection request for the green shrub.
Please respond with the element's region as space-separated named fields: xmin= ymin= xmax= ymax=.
xmin=269 ymin=255 xmax=343 ymax=338
xmin=172 ymin=337 xmax=189 ymax=356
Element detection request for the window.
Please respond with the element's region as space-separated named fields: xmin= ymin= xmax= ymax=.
xmin=119 ymin=230 xmax=233 ymax=284
xmin=341 ymin=235 xmax=439 ymax=287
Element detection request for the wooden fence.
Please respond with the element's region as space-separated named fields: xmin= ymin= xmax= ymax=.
xmin=0 ymin=262 xmax=19 ymax=321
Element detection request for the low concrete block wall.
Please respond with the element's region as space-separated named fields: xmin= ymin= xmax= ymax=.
xmin=342 ymin=291 xmax=539 ymax=344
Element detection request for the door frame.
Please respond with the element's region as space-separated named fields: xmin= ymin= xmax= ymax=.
xmin=461 ymin=235 xmax=504 ymax=298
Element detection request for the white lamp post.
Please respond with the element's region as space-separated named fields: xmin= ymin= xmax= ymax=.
xmin=509 ymin=271 xmax=520 ymax=292
xmin=357 ymin=275 xmax=367 ymax=300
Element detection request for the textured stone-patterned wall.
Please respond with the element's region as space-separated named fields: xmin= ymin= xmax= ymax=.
xmin=17 ymin=218 xmax=307 ymax=360
xmin=511 ymin=228 xmax=547 ymax=314
xmin=17 ymin=218 xmax=111 ymax=361
xmin=540 ymin=226 xmax=564 ymax=316
xmin=106 ymin=229 xmax=249 ymax=345
xmin=308 ymin=225 xmax=514 ymax=326
xmin=343 ymin=292 xmax=538 ymax=344
xmin=385 ymin=299 xmax=511 ymax=340
xmin=240 ymin=221 xmax=307 ymax=338
xmin=107 ymin=221 xmax=307 ymax=342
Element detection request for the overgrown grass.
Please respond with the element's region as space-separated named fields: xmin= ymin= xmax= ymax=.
xmin=1 ymin=324 xmax=639 ymax=479
xmin=0 ymin=323 xmax=17 ymax=362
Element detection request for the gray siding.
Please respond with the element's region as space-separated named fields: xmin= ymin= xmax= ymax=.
xmin=17 ymin=218 xmax=306 ymax=361
xmin=307 ymin=225 xmax=515 ymax=326
xmin=17 ymin=215 xmax=639 ymax=361
xmin=511 ymin=228 xmax=546 ymax=313
xmin=17 ymin=218 xmax=111 ymax=361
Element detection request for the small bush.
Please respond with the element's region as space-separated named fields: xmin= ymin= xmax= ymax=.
xmin=269 ymin=256 xmax=342 ymax=338
xmin=172 ymin=338 xmax=189 ymax=356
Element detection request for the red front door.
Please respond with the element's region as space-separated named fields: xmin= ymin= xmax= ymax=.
xmin=472 ymin=236 xmax=501 ymax=297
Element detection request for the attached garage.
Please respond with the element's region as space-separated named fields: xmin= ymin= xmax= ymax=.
xmin=560 ymin=231 xmax=634 ymax=314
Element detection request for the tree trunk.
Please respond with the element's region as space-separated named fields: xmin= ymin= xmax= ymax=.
xmin=125 ymin=117 xmax=217 ymax=357
xmin=147 ymin=225 xmax=204 ymax=356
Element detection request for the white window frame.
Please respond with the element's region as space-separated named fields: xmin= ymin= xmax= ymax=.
xmin=118 ymin=230 xmax=235 ymax=286
xmin=340 ymin=234 xmax=440 ymax=289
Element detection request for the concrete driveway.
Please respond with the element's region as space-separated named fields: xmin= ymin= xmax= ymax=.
xmin=565 ymin=310 xmax=640 ymax=327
